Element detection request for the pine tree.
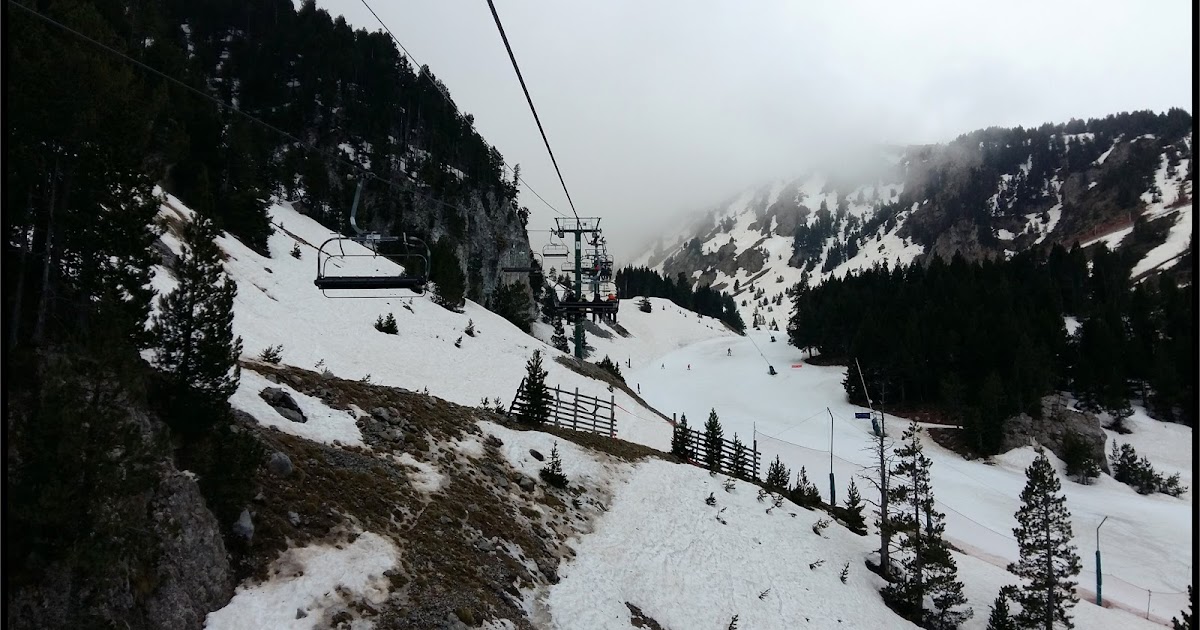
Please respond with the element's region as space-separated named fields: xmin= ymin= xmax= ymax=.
xmin=430 ymin=237 xmax=466 ymax=311
xmin=789 ymin=467 xmax=822 ymax=507
xmin=1009 ymin=450 xmax=1082 ymax=630
xmin=703 ymin=408 xmax=725 ymax=472
xmin=730 ymin=433 xmax=747 ymax=478
xmin=1172 ymin=585 xmax=1193 ymax=630
xmin=550 ymin=318 xmax=570 ymax=353
xmin=881 ymin=422 xmax=971 ymax=629
xmin=150 ymin=212 xmax=243 ymax=406
xmin=985 ymin=589 xmax=1017 ymax=630
xmin=539 ymin=443 xmax=567 ymax=488
xmin=765 ymin=455 xmax=790 ymax=493
xmin=597 ymin=355 xmax=624 ymax=382
xmin=841 ymin=479 xmax=867 ymax=533
xmin=671 ymin=415 xmax=692 ymax=460
xmin=517 ymin=350 xmax=550 ymax=425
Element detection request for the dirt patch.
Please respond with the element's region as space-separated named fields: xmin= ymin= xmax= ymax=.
xmin=233 ymin=362 xmax=616 ymax=629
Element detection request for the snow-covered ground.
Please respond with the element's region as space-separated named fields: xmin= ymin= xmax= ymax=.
xmin=206 ymin=531 xmax=399 ymax=629
xmin=154 ymin=197 xmax=673 ymax=449
xmin=629 ymin=331 xmax=1193 ymax=625
xmin=489 ymin=429 xmax=1171 ymax=630
xmin=165 ymin=193 xmax=1189 ymax=628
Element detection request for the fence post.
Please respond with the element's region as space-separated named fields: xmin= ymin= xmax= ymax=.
xmin=573 ymin=387 xmax=580 ymax=432
xmin=609 ymin=394 xmax=616 ymax=438
xmin=753 ymin=434 xmax=759 ymax=480
xmin=510 ymin=377 xmax=526 ymax=418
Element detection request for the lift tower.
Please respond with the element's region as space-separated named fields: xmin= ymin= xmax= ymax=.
xmin=554 ymin=217 xmax=603 ymax=359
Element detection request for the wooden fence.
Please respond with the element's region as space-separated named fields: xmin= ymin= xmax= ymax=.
xmin=673 ymin=420 xmax=761 ymax=480
xmin=509 ymin=378 xmax=617 ymax=438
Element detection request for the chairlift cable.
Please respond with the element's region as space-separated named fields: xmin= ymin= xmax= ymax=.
xmin=485 ymin=0 xmax=581 ymax=221
xmin=357 ymin=0 xmax=569 ymax=219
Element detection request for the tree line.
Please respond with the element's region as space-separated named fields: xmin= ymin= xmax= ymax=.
xmin=615 ymin=266 xmax=746 ymax=333
xmin=789 ymin=243 xmax=1194 ymax=456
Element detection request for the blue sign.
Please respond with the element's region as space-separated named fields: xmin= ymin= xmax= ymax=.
xmin=854 ymin=412 xmax=871 ymax=419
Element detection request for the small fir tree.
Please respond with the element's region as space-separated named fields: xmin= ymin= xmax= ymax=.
xmin=597 ymin=355 xmax=624 ymax=382
xmin=703 ymin=408 xmax=725 ymax=472
xmin=257 ymin=344 xmax=284 ymax=364
xmin=985 ymin=588 xmax=1017 ymax=630
xmin=841 ymin=479 xmax=867 ymax=534
xmin=789 ymin=467 xmax=822 ymax=507
xmin=150 ymin=212 xmax=242 ymax=405
xmin=765 ymin=455 xmax=790 ymax=493
xmin=518 ymin=350 xmax=550 ymax=425
xmin=1008 ymin=450 xmax=1082 ymax=630
xmin=550 ymin=318 xmax=570 ymax=353
xmin=730 ymin=433 xmax=747 ymax=478
xmin=539 ymin=444 xmax=567 ymax=488
xmin=375 ymin=313 xmax=398 ymax=334
xmin=671 ymin=414 xmax=692 ymax=460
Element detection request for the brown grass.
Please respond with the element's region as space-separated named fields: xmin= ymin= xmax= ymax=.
xmin=234 ymin=362 xmax=612 ymax=629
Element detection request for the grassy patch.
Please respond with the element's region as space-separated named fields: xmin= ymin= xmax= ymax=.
xmin=235 ymin=363 xmax=611 ymax=629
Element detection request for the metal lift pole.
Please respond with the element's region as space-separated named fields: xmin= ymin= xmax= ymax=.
xmin=574 ymin=229 xmax=584 ymax=359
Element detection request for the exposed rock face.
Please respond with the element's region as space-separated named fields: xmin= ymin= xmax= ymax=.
xmin=6 ymin=353 xmax=235 ymax=630
xmin=144 ymin=470 xmax=236 ymax=629
xmin=925 ymin=219 xmax=990 ymax=264
xmin=1001 ymin=394 xmax=1110 ymax=473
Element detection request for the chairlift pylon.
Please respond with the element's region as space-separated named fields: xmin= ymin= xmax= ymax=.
xmin=314 ymin=177 xmax=431 ymax=296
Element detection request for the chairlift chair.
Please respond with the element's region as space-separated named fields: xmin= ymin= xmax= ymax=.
xmin=314 ymin=178 xmax=431 ymax=296
xmin=542 ymin=239 xmax=569 ymax=259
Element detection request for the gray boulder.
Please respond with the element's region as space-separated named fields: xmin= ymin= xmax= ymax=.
xmin=260 ymin=387 xmax=306 ymax=423
xmin=233 ymin=509 xmax=254 ymax=542
xmin=267 ymin=452 xmax=294 ymax=477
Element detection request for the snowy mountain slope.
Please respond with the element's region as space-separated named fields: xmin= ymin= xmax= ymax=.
xmin=538 ymin=457 xmax=1168 ymax=630
xmin=629 ymin=331 xmax=1193 ymax=624
xmin=533 ymin=297 xmax=739 ymax=372
xmin=154 ymin=196 xmax=674 ymax=448
xmin=637 ymin=122 xmax=1194 ymax=326
xmin=156 ymin=191 xmax=1186 ymax=628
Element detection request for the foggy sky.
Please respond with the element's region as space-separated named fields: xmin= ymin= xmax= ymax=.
xmin=316 ymin=0 xmax=1193 ymax=261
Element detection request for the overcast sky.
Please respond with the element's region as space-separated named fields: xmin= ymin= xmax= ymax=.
xmin=316 ymin=0 xmax=1193 ymax=260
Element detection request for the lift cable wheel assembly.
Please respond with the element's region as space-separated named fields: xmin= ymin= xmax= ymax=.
xmin=313 ymin=177 xmax=431 ymax=297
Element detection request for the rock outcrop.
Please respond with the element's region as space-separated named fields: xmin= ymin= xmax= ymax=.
xmin=1001 ymin=394 xmax=1110 ymax=473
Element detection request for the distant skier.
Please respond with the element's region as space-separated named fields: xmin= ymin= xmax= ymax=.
xmin=727 ymin=348 xmax=732 ymax=356
xmin=687 ymin=364 xmax=691 ymax=371
xmin=637 ymin=383 xmax=641 ymax=394
xmin=661 ymin=363 xmax=665 ymax=369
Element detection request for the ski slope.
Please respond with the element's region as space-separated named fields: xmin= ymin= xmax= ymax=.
xmin=158 ymin=196 xmax=1188 ymax=628
xmin=154 ymin=197 xmax=676 ymax=449
xmin=629 ymin=331 xmax=1193 ymax=625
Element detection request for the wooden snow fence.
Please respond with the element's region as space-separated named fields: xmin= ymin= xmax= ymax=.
xmin=508 ymin=377 xmax=617 ymax=438
xmin=673 ymin=419 xmax=761 ymax=480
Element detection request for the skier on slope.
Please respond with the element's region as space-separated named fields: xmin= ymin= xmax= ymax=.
xmin=727 ymin=348 xmax=731 ymax=356
xmin=687 ymin=364 xmax=691 ymax=371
